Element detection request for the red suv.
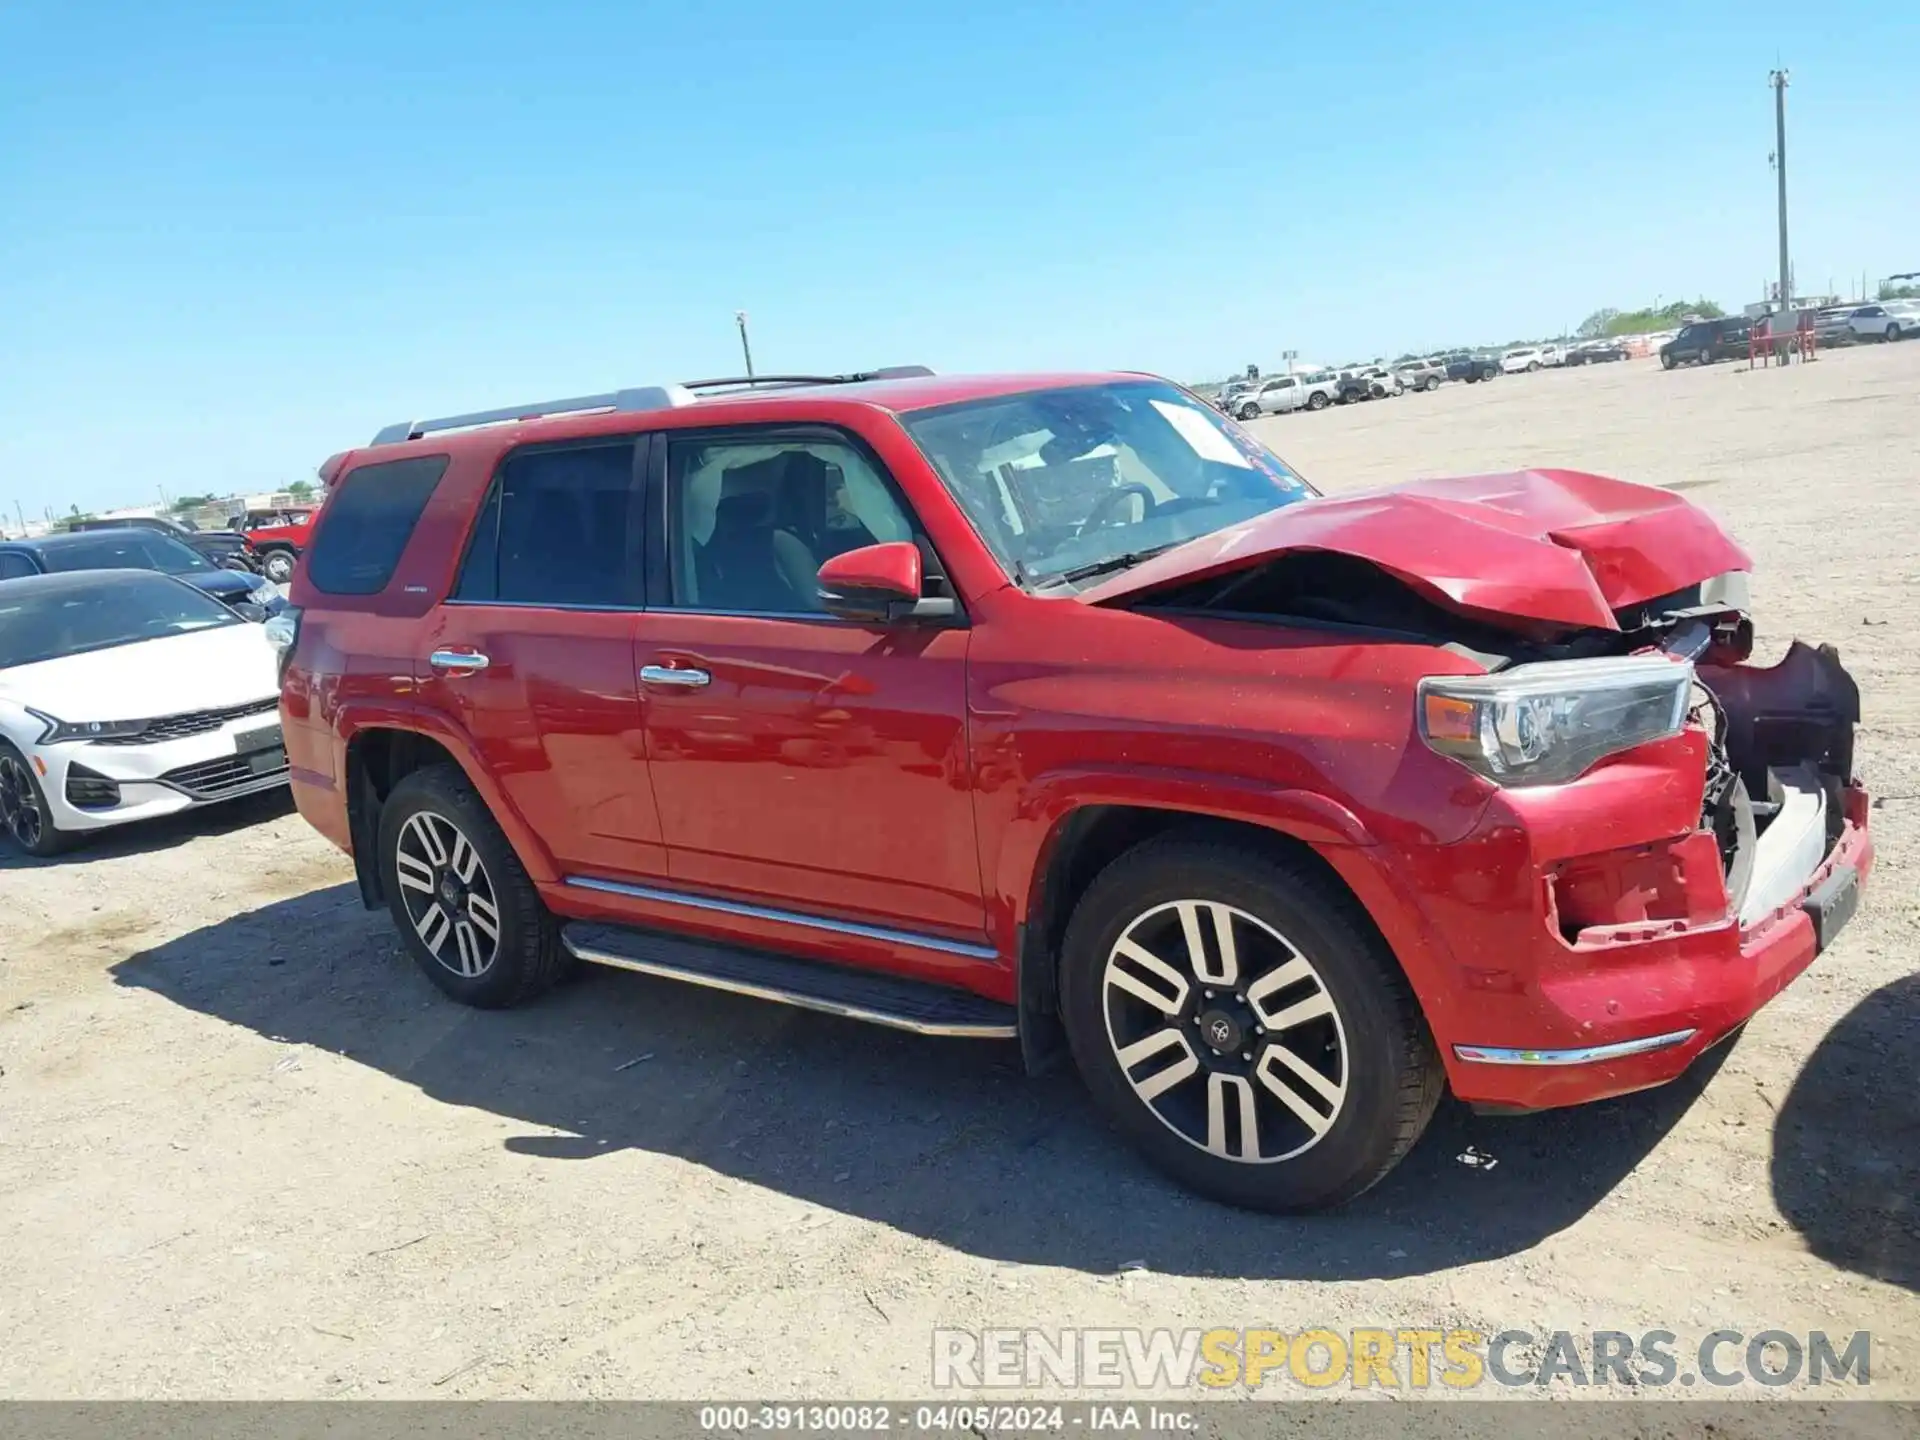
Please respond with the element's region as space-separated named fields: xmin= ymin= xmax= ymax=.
xmin=273 ymin=369 xmax=1871 ymax=1212
xmin=240 ymin=508 xmax=317 ymax=585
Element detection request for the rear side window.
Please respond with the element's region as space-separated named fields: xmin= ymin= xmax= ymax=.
xmin=454 ymin=441 xmax=640 ymax=607
xmin=307 ymin=456 xmax=450 ymax=595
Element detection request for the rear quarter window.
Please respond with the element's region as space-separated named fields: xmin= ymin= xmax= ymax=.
xmin=306 ymin=455 xmax=450 ymax=596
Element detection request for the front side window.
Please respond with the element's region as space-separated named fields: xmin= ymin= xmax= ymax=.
xmin=665 ymin=435 xmax=917 ymax=614
xmin=0 ymin=553 xmax=40 ymax=580
xmin=456 ymin=442 xmax=639 ymax=607
xmin=902 ymin=380 xmax=1312 ymax=587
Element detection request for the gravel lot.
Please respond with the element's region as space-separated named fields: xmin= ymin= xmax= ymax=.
xmin=2 ymin=346 xmax=1916 ymax=1401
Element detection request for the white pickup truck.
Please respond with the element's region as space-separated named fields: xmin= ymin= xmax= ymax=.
xmin=1227 ymin=371 xmax=1342 ymax=418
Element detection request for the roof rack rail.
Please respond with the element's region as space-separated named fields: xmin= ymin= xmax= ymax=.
xmin=370 ymin=384 xmax=700 ymax=446
xmin=368 ymin=367 xmax=932 ymax=446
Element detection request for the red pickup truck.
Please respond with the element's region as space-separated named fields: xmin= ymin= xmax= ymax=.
xmin=269 ymin=368 xmax=1870 ymax=1212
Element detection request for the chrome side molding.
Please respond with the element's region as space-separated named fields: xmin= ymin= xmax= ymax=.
xmin=1452 ymin=1029 xmax=1697 ymax=1066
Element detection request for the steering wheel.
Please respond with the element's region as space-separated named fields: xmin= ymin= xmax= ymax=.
xmin=1078 ymin=482 xmax=1159 ymax=534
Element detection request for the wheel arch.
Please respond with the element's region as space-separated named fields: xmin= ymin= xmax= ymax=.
xmin=342 ymin=720 xmax=554 ymax=909
xmin=1007 ymin=785 xmax=1398 ymax=1075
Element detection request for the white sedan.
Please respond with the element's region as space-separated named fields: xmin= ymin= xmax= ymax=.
xmin=0 ymin=570 xmax=287 ymax=856
xmin=1500 ymin=347 xmax=1546 ymax=373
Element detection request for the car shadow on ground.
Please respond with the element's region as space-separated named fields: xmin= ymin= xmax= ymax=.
xmin=115 ymin=885 xmax=1733 ymax=1283
xmin=1772 ymin=971 xmax=1919 ymax=1293
xmin=0 ymin=789 xmax=296 ymax=872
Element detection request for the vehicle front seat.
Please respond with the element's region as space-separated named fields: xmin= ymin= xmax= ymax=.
xmin=698 ymin=483 xmax=820 ymax=613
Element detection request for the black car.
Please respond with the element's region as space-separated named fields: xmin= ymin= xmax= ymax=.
xmin=0 ymin=530 xmax=282 ymax=616
xmin=1444 ymin=352 xmax=1499 ymax=382
xmin=1566 ymin=339 xmax=1628 ymax=365
xmin=66 ymin=514 xmax=255 ymax=571
xmin=1659 ymin=318 xmax=1752 ymax=369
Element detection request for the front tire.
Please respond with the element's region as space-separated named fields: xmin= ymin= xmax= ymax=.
xmin=1887 ymin=323 xmax=1903 ymax=343
xmin=261 ymin=549 xmax=296 ymax=584
xmin=378 ymin=764 xmax=572 ymax=1007
xmin=0 ymin=742 xmax=74 ymax=857
xmin=1058 ymin=833 xmax=1443 ymax=1212
xmin=1237 ymin=403 xmax=1260 ymax=420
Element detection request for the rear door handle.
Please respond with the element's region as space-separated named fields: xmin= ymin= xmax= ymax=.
xmin=641 ymin=664 xmax=711 ymax=689
xmin=429 ymin=649 xmax=490 ymax=674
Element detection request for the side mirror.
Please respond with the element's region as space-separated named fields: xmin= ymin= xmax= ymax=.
xmin=817 ymin=541 xmax=955 ymax=623
xmin=230 ymin=600 xmax=271 ymax=623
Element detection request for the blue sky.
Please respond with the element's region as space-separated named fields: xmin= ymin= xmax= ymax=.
xmin=2 ymin=0 xmax=1916 ymax=517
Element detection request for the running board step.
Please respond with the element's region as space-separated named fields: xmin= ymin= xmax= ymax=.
xmin=560 ymin=922 xmax=1018 ymax=1039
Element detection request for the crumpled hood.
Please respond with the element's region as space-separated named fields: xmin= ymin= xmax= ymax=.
xmin=1079 ymin=468 xmax=1753 ymax=631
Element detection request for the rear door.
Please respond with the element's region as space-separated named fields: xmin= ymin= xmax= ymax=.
xmin=417 ymin=436 xmax=667 ymax=879
xmin=632 ymin=425 xmax=985 ymax=942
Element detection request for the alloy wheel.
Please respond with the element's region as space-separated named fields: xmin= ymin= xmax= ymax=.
xmin=393 ymin=810 xmax=502 ymax=977
xmin=1102 ymin=899 xmax=1348 ymax=1163
xmin=0 ymin=753 xmax=44 ymax=850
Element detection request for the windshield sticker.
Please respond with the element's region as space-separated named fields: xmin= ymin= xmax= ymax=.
xmin=1150 ymin=400 xmax=1254 ymax=469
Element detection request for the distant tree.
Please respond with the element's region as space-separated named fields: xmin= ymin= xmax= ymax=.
xmin=288 ymin=480 xmax=315 ymax=500
xmin=1580 ymin=298 xmax=1725 ymax=336
xmin=1879 ymin=283 xmax=1920 ymax=301
xmin=170 ymin=494 xmax=215 ymax=512
xmin=1576 ymin=308 xmax=1621 ymax=339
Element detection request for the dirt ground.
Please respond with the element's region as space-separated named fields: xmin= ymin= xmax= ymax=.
xmin=2 ymin=345 xmax=1916 ymax=1402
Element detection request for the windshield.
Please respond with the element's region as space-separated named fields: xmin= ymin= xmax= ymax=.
xmin=38 ymin=531 xmax=214 ymax=576
xmin=0 ymin=576 xmax=237 ymax=670
xmin=902 ymin=380 xmax=1313 ymax=586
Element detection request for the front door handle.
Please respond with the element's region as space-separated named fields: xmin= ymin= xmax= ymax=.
xmin=641 ymin=664 xmax=711 ymax=689
xmin=429 ymin=649 xmax=490 ymax=674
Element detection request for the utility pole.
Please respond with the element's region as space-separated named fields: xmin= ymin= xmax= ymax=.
xmin=735 ymin=310 xmax=755 ymax=381
xmin=1770 ymin=69 xmax=1791 ymax=318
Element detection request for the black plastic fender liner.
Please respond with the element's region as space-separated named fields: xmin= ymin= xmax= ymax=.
xmin=1698 ymin=641 xmax=1862 ymax=800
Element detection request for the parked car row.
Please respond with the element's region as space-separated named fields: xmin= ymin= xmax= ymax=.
xmin=57 ymin=507 xmax=320 ymax=583
xmin=1217 ymin=338 xmax=1639 ymax=415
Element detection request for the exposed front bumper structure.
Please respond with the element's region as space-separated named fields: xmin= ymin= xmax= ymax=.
xmin=1330 ymin=637 xmax=1872 ymax=1114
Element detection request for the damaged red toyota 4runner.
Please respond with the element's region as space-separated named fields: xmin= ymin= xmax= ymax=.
xmin=272 ymin=370 xmax=1870 ymax=1212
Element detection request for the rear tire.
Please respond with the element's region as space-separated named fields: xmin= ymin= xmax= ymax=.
xmin=377 ymin=764 xmax=573 ymax=1007
xmin=1307 ymin=391 xmax=1329 ymax=411
xmin=1058 ymin=833 xmax=1443 ymax=1212
xmin=0 ymin=742 xmax=75 ymax=857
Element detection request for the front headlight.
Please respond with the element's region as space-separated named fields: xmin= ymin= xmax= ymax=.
xmin=1417 ymin=655 xmax=1693 ymax=787
xmin=27 ymin=708 xmax=150 ymax=745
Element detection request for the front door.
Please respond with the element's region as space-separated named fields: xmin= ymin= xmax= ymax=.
xmin=633 ymin=427 xmax=985 ymax=942
xmin=417 ymin=436 xmax=667 ymax=879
